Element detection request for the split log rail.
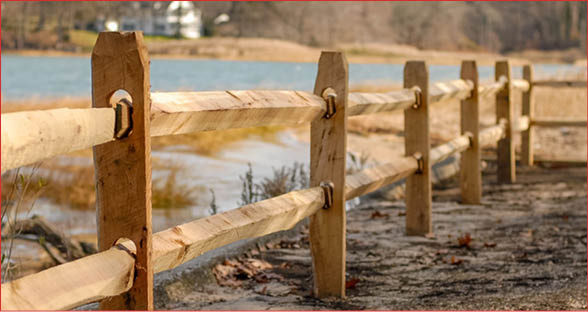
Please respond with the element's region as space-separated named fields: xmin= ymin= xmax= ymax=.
xmin=1 ymin=32 xmax=586 ymax=310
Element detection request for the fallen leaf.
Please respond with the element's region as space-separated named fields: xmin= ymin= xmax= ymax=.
xmin=371 ymin=210 xmax=390 ymax=219
xmin=435 ymin=249 xmax=449 ymax=256
xmin=457 ymin=233 xmax=472 ymax=248
xmin=450 ymin=256 xmax=463 ymax=265
xmin=280 ymin=262 xmax=292 ymax=269
xmin=346 ymin=277 xmax=360 ymax=289
xmin=484 ymin=242 xmax=497 ymax=248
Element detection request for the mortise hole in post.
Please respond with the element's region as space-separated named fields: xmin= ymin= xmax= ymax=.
xmin=109 ymin=89 xmax=134 ymax=139
xmin=113 ymin=237 xmax=137 ymax=257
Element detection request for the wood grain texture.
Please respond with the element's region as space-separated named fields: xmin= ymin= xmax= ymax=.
xmin=1 ymin=108 xmax=115 ymax=173
xmin=531 ymin=118 xmax=587 ymax=127
xmin=478 ymin=77 xmax=507 ymax=98
xmin=459 ymin=61 xmax=482 ymax=204
xmin=150 ymin=90 xmax=326 ymax=136
xmin=348 ymin=89 xmax=415 ymax=115
xmin=511 ymin=79 xmax=530 ymax=92
xmin=309 ymin=52 xmax=348 ymax=298
xmin=2 ymin=83 xmax=473 ymax=173
xmin=403 ymin=61 xmax=432 ymax=236
xmin=479 ymin=121 xmax=507 ymax=147
xmin=495 ymin=61 xmax=515 ymax=184
xmin=92 ymin=31 xmax=153 ymax=310
xmin=345 ymin=156 xmax=419 ymax=200
xmin=532 ymin=80 xmax=587 ymax=88
xmin=430 ymin=134 xmax=471 ymax=165
xmin=517 ymin=116 xmax=530 ymax=132
xmin=429 ymin=79 xmax=474 ymax=103
xmin=1 ymin=247 xmax=134 ymax=311
xmin=151 ymin=187 xmax=324 ymax=273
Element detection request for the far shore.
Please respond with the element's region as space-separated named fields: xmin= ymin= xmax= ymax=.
xmin=3 ymin=37 xmax=585 ymax=66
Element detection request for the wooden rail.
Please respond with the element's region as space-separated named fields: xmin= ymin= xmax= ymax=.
xmin=1 ymin=79 xmax=473 ymax=173
xmin=1 ymin=31 xmax=585 ymax=310
xmin=532 ymin=80 xmax=587 ymax=88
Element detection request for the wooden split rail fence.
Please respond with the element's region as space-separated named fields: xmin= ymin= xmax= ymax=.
xmin=1 ymin=32 xmax=586 ymax=310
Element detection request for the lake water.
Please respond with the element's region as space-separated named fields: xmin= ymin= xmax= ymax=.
xmin=2 ymin=54 xmax=585 ymax=238
xmin=2 ymin=54 xmax=583 ymax=100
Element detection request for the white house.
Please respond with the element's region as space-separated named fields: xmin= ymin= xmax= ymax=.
xmin=96 ymin=1 xmax=203 ymax=39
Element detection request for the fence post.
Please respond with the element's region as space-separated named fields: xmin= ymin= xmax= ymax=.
xmin=495 ymin=60 xmax=515 ymax=183
xmin=309 ymin=51 xmax=348 ymax=298
xmin=404 ymin=61 xmax=432 ymax=236
xmin=521 ymin=65 xmax=534 ymax=166
xmin=92 ymin=32 xmax=153 ymax=310
xmin=460 ymin=61 xmax=482 ymax=204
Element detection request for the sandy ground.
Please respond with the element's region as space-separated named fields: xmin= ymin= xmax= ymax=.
xmin=155 ymin=164 xmax=587 ymax=310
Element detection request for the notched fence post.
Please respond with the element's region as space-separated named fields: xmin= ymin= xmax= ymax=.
xmin=460 ymin=61 xmax=482 ymax=204
xmin=403 ymin=61 xmax=432 ymax=236
xmin=495 ymin=60 xmax=515 ymax=184
xmin=521 ymin=65 xmax=534 ymax=166
xmin=309 ymin=51 xmax=348 ymax=298
xmin=92 ymin=31 xmax=153 ymax=310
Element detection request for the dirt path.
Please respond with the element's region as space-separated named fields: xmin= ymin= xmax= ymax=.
xmin=156 ymin=164 xmax=587 ymax=310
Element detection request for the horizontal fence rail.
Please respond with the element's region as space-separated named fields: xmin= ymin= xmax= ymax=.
xmin=3 ymin=79 xmax=496 ymax=173
xmin=532 ymin=80 xmax=587 ymax=88
xmin=2 ymin=31 xmax=587 ymax=310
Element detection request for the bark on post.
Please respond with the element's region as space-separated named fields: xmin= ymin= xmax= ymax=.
xmin=460 ymin=61 xmax=482 ymax=204
xmin=521 ymin=65 xmax=534 ymax=166
xmin=309 ymin=51 xmax=349 ymax=298
xmin=403 ymin=61 xmax=432 ymax=236
xmin=92 ymin=31 xmax=153 ymax=310
xmin=495 ymin=61 xmax=515 ymax=183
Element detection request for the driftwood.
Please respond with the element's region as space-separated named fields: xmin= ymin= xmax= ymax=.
xmin=2 ymin=215 xmax=96 ymax=264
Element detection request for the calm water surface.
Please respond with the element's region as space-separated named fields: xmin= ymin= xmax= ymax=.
xmin=4 ymin=54 xmax=581 ymax=100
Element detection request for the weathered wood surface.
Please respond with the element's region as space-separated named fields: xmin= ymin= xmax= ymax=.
xmin=152 ymin=187 xmax=324 ymax=273
xmin=517 ymin=116 xmax=530 ymax=132
xmin=459 ymin=61 xmax=482 ymax=205
xmin=150 ymin=90 xmax=326 ymax=136
xmin=1 ymin=246 xmax=135 ymax=311
xmin=429 ymin=79 xmax=473 ymax=103
xmin=2 ymin=76 xmax=481 ymax=173
xmin=478 ymin=76 xmax=507 ymax=98
xmin=495 ymin=61 xmax=515 ymax=184
xmin=521 ymin=65 xmax=534 ymax=166
xmin=511 ymin=79 xmax=530 ymax=92
xmin=345 ymin=156 xmax=419 ymax=200
xmin=0 ymin=108 xmax=115 ymax=173
xmin=309 ymin=52 xmax=349 ymax=298
xmin=403 ymin=61 xmax=432 ymax=236
xmin=430 ymin=134 xmax=471 ymax=165
xmin=531 ymin=118 xmax=587 ymax=128
xmin=347 ymin=89 xmax=415 ymax=115
xmin=479 ymin=120 xmax=507 ymax=147
xmin=532 ymin=80 xmax=587 ymax=88
xmin=92 ymin=31 xmax=154 ymax=310
xmin=1 ymin=187 xmax=325 ymax=311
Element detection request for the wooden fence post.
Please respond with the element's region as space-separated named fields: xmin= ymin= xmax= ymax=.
xmin=460 ymin=61 xmax=482 ymax=204
xmin=92 ymin=32 xmax=153 ymax=310
xmin=521 ymin=65 xmax=534 ymax=166
xmin=495 ymin=60 xmax=515 ymax=183
xmin=404 ymin=61 xmax=432 ymax=236
xmin=309 ymin=51 xmax=348 ymax=298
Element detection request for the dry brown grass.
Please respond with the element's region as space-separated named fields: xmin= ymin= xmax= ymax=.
xmin=1 ymin=159 xmax=205 ymax=210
